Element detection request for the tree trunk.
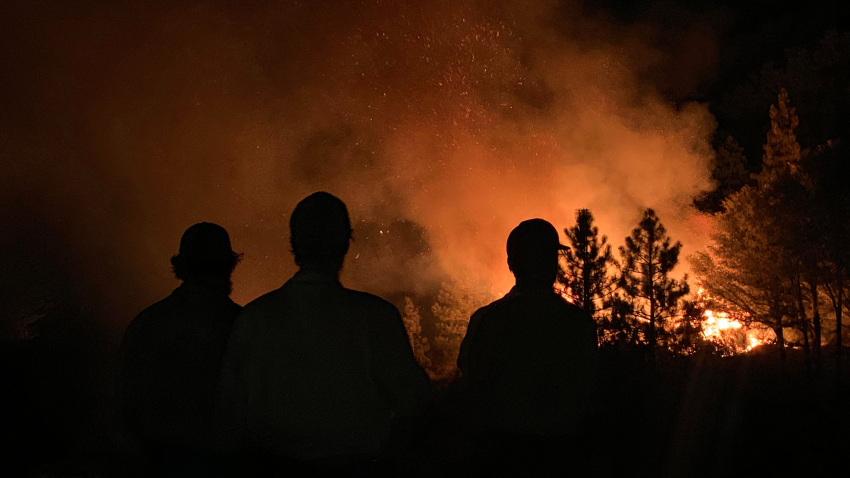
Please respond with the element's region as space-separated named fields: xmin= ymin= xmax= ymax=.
xmin=583 ymin=251 xmax=593 ymax=314
xmin=809 ymin=276 xmax=822 ymax=375
xmin=801 ymin=315 xmax=812 ymax=378
xmin=648 ymin=312 xmax=656 ymax=365
xmin=647 ymin=240 xmax=655 ymax=364
xmin=836 ymin=284 xmax=843 ymax=394
xmin=797 ymin=276 xmax=811 ymax=378
xmin=774 ymin=320 xmax=786 ymax=374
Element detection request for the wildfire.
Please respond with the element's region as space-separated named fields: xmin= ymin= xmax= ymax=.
xmin=699 ymin=302 xmax=772 ymax=354
xmin=703 ymin=309 xmax=742 ymax=333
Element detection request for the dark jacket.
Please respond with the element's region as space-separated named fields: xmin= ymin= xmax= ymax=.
xmin=218 ymin=271 xmax=433 ymax=461
xmin=120 ymin=282 xmax=241 ymax=451
xmin=457 ymin=285 xmax=597 ymax=437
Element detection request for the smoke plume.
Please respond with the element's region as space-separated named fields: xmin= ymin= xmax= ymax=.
xmin=1 ymin=0 xmax=717 ymax=332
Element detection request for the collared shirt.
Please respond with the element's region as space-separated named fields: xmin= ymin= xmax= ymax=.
xmin=218 ymin=271 xmax=432 ymax=461
xmin=457 ymin=285 xmax=597 ymax=436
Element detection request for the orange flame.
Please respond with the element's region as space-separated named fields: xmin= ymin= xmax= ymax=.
xmin=698 ymin=289 xmax=771 ymax=353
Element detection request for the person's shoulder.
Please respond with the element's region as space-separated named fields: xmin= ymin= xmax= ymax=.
xmin=228 ymin=299 xmax=243 ymax=313
xmin=128 ymin=293 xmax=175 ymax=326
xmin=239 ymin=286 xmax=286 ymax=317
xmin=562 ymin=299 xmax=593 ymax=318
xmin=557 ymin=296 xmax=588 ymax=316
xmin=466 ymin=297 xmax=505 ymax=324
xmin=341 ymin=287 xmax=399 ymax=315
xmin=228 ymin=287 xmax=285 ymax=341
xmin=473 ymin=297 xmax=500 ymax=315
xmin=221 ymin=298 xmax=243 ymax=323
xmin=552 ymin=296 xmax=595 ymax=329
xmin=122 ymin=293 xmax=177 ymax=344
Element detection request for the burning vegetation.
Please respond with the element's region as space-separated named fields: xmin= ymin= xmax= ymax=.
xmin=701 ymin=309 xmax=774 ymax=354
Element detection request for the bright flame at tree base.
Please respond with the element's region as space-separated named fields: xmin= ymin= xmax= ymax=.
xmin=701 ymin=309 xmax=774 ymax=354
xmin=553 ymin=286 xmax=773 ymax=355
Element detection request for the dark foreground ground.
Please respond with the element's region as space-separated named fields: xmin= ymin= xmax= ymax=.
xmin=2 ymin=325 xmax=849 ymax=477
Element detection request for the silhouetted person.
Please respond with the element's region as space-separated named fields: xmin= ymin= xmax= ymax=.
xmin=120 ymin=222 xmax=242 ymax=477
xmin=457 ymin=219 xmax=597 ymax=475
xmin=218 ymin=191 xmax=433 ymax=476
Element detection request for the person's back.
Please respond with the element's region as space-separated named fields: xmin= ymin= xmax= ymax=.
xmin=459 ymin=286 xmax=595 ymax=436
xmin=457 ymin=219 xmax=597 ymax=474
xmin=224 ymin=272 xmax=428 ymax=460
xmin=122 ymin=285 xmax=241 ymax=445
xmin=120 ymin=222 xmax=242 ymax=475
xmin=219 ymin=192 xmax=432 ymax=472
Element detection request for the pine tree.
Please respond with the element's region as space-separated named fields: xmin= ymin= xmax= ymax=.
xmin=811 ymin=142 xmax=850 ymax=384
xmin=760 ymin=89 xmax=823 ymax=373
xmin=431 ymin=280 xmax=491 ymax=381
xmin=690 ymin=184 xmax=796 ymax=368
xmin=402 ymin=296 xmax=432 ymax=376
xmin=758 ymin=88 xmax=802 ymax=183
xmin=618 ymin=209 xmax=690 ymax=361
xmin=559 ymin=209 xmax=616 ymax=314
xmin=694 ymin=135 xmax=751 ymax=213
xmin=558 ymin=209 xmax=616 ymax=342
xmin=760 ymin=88 xmax=815 ymax=370
xmin=716 ymin=136 xmax=751 ymax=193
xmin=599 ymin=293 xmax=638 ymax=348
xmin=692 ymin=90 xmax=811 ymax=369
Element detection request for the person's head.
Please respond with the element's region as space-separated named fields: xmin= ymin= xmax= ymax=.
xmin=290 ymin=191 xmax=353 ymax=273
xmin=171 ymin=222 xmax=241 ymax=291
xmin=506 ymin=218 xmax=566 ymax=288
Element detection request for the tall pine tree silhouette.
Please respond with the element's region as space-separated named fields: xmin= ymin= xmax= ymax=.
xmin=559 ymin=209 xmax=615 ymax=342
xmin=619 ymin=209 xmax=689 ymax=361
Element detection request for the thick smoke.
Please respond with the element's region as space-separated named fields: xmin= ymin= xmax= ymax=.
xmin=1 ymin=0 xmax=715 ymax=333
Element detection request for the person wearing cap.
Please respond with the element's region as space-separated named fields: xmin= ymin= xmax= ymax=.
xmin=218 ymin=191 xmax=433 ymax=475
xmin=457 ymin=219 xmax=597 ymax=474
xmin=120 ymin=222 xmax=242 ymax=476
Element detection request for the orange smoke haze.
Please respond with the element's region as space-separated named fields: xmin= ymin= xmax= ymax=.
xmin=1 ymin=1 xmax=718 ymax=330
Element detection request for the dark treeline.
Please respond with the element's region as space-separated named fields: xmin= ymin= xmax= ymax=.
xmin=694 ymin=32 xmax=850 ymax=382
